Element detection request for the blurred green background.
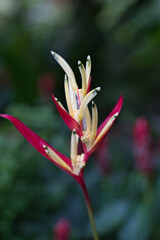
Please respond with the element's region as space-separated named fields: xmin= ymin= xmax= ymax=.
xmin=0 ymin=0 xmax=160 ymax=239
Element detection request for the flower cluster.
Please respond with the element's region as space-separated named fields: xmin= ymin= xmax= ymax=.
xmin=0 ymin=52 xmax=123 ymax=183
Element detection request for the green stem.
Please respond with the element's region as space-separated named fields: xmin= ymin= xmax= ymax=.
xmin=79 ymin=178 xmax=99 ymax=240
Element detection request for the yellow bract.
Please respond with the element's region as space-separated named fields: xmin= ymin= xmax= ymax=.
xmin=43 ymin=145 xmax=73 ymax=174
xmin=94 ymin=113 xmax=119 ymax=146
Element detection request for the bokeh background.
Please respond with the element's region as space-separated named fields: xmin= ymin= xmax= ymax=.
xmin=0 ymin=0 xmax=160 ymax=239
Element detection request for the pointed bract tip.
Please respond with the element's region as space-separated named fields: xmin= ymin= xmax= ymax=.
xmin=55 ymin=97 xmax=59 ymax=103
xmin=87 ymin=55 xmax=91 ymax=62
xmin=78 ymin=60 xmax=82 ymax=67
xmin=95 ymin=87 xmax=101 ymax=92
xmin=114 ymin=112 xmax=119 ymax=118
xmin=120 ymin=95 xmax=123 ymax=102
xmin=51 ymin=51 xmax=56 ymax=56
xmin=118 ymin=95 xmax=123 ymax=109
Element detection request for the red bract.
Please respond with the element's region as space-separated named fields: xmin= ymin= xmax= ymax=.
xmin=133 ymin=117 xmax=153 ymax=174
xmin=52 ymin=94 xmax=83 ymax=137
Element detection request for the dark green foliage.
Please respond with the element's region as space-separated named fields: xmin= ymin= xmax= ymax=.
xmin=0 ymin=0 xmax=160 ymax=239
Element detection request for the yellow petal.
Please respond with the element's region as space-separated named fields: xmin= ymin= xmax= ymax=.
xmin=51 ymin=51 xmax=78 ymax=91
xmin=94 ymin=112 xmax=119 ymax=145
xmin=70 ymin=129 xmax=78 ymax=165
xmin=83 ymin=106 xmax=92 ymax=133
xmin=64 ymin=75 xmax=74 ymax=116
xmin=78 ymin=87 xmax=100 ymax=123
xmin=78 ymin=61 xmax=87 ymax=97
xmin=43 ymin=145 xmax=72 ymax=173
xmin=85 ymin=55 xmax=91 ymax=84
xmin=91 ymin=101 xmax=98 ymax=141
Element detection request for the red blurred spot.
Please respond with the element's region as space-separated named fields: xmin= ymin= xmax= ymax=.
xmin=38 ymin=73 xmax=56 ymax=97
xmin=133 ymin=117 xmax=153 ymax=174
xmin=53 ymin=218 xmax=70 ymax=240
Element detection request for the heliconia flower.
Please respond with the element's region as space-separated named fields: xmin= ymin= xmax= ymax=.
xmin=53 ymin=218 xmax=70 ymax=240
xmin=0 ymin=52 xmax=123 ymax=240
xmin=51 ymin=51 xmax=123 ymax=155
xmin=0 ymin=53 xmax=122 ymax=178
xmin=133 ymin=117 xmax=153 ymax=174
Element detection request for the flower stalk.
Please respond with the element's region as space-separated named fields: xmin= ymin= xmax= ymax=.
xmin=79 ymin=178 xmax=99 ymax=240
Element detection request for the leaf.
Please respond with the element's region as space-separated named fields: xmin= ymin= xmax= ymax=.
xmin=118 ymin=201 xmax=153 ymax=240
xmin=85 ymin=199 xmax=131 ymax=237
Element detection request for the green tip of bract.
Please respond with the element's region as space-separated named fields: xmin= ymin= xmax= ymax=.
xmin=51 ymin=51 xmax=59 ymax=61
xmin=78 ymin=60 xmax=82 ymax=67
xmin=64 ymin=74 xmax=68 ymax=81
xmin=114 ymin=112 xmax=119 ymax=119
xmin=51 ymin=51 xmax=55 ymax=56
xmin=92 ymin=101 xmax=95 ymax=108
xmin=86 ymin=55 xmax=91 ymax=62
xmin=95 ymin=87 xmax=101 ymax=93
xmin=43 ymin=145 xmax=48 ymax=149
